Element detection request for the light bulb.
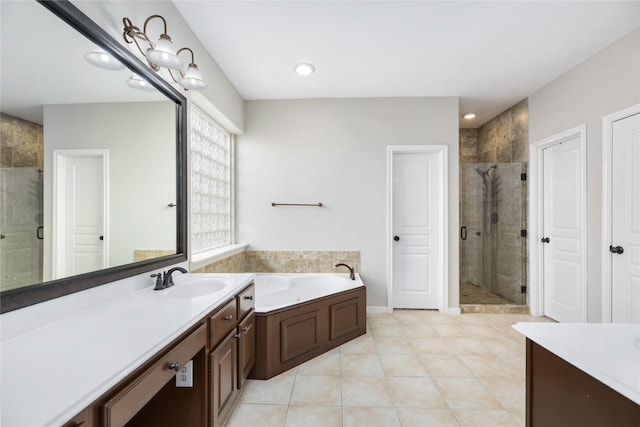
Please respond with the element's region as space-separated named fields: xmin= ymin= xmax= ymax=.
xmin=146 ymin=34 xmax=183 ymax=69
xmin=180 ymin=63 xmax=208 ymax=90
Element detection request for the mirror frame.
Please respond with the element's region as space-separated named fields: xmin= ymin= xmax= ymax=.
xmin=0 ymin=0 xmax=188 ymax=313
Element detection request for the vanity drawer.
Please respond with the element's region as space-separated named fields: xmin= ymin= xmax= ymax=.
xmin=237 ymin=283 xmax=255 ymax=320
xmin=102 ymin=323 xmax=206 ymax=427
xmin=209 ymin=298 xmax=238 ymax=347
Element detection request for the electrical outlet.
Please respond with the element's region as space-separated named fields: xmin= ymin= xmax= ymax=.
xmin=175 ymin=360 xmax=193 ymax=388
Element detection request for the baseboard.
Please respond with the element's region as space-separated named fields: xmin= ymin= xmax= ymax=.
xmin=447 ymin=307 xmax=461 ymax=315
xmin=366 ymin=306 xmax=391 ymax=314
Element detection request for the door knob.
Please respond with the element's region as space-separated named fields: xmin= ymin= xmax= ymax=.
xmin=609 ymin=245 xmax=624 ymax=254
xmin=394 ymin=236 xmax=400 ymax=242
xmin=541 ymin=237 xmax=550 ymax=243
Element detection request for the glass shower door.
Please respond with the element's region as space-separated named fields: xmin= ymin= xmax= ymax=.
xmin=460 ymin=162 xmax=527 ymax=305
xmin=0 ymin=167 xmax=43 ymax=291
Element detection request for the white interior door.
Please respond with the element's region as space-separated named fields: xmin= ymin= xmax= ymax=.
xmin=54 ymin=150 xmax=107 ymax=278
xmin=542 ymin=135 xmax=586 ymax=322
xmin=610 ymin=112 xmax=640 ymax=323
xmin=390 ymin=149 xmax=443 ymax=309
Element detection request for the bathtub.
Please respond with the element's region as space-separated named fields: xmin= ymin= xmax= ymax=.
xmin=250 ymin=273 xmax=367 ymax=380
xmin=254 ymin=273 xmax=364 ymax=313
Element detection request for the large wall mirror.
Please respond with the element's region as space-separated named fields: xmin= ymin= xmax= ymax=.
xmin=0 ymin=0 xmax=188 ymax=313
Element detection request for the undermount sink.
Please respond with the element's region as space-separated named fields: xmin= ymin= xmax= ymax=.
xmin=163 ymin=279 xmax=229 ymax=299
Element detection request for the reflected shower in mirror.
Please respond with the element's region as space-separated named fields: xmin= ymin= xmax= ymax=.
xmin=0 ymin=1 xmax=181 ymax=297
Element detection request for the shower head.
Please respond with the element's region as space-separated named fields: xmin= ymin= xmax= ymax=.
xmin=476 ymin=165 xmax=497 ymax=177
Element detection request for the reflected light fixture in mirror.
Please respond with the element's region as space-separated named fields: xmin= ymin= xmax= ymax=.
xmin=126 ymin=73 xmax=157 ymax=91
xmin=122 ymin=15 xmax=207 ymax=91
xmin=84 ymin=50 xmax=125 ymax=71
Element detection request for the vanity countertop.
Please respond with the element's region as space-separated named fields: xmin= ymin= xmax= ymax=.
xmin=0 ymin=272 xmax=255 ymax=427
xmin=513 ymin=322 xmax=640 ymax=405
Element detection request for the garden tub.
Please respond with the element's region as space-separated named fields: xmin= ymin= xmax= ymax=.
xmin=250 ymin=273 xmax=366 ymax=379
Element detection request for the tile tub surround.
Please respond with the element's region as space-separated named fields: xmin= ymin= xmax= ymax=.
xmin=194 ymin=250 xmax=360 ymax=275
xmin=226 ymin=310 xmax=551 ymax=427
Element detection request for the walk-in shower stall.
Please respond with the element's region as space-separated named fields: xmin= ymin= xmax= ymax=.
xmin=460 ymin=162 xmax=527 ymax=305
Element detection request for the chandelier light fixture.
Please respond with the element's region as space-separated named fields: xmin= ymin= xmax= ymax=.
xmin=121 ymin=15 xmax=207 ymax=91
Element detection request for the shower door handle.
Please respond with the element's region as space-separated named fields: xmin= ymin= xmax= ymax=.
xmin=541 ymin=237 xmax=550 ymax=243
xmin=36 ymin=226 xmax=44 ymax=240
xmin=460 ymin=226 xmax=467 ymax=240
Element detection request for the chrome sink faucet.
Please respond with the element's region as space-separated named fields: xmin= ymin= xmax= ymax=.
xmin=151 ymin=267 xmax=188 ymax=290
xmin=335 ymin=263 xmax=356 ymax=280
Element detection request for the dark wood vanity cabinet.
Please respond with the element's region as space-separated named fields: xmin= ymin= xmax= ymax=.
xmin=209 ymin=283 xmax=256 ymax=427
xmin=526 ymin=339 xmax=640 ymax=427
xmin=72 ymin=283 xmax=257 ymax=427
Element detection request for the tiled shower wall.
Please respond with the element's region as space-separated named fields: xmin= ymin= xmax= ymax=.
xmin=194 ymin=250 xmax=360 ymax=275
xmin=1 ymin=113 xmax=43 ymax=168
xmin=460 ymin=99 xmax=529 ymax=164
xmin=459 ymin=99 xmax=528 ymax=304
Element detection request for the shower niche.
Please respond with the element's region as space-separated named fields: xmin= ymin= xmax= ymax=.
xmin=460 ymin=162 xmax=527 ymax=305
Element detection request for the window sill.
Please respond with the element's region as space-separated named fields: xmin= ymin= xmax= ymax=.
xmin=189 ymin=244 xmax=248 ymax=271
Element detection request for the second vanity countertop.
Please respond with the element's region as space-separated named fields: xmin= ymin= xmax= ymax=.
xmin=0 ymin=272 xmax=255 ymax=427
xmin=513 ymin=322 xmax=640 ymax=405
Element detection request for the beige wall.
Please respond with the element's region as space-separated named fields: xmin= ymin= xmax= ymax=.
xmin=236 ymin=97 xmax=459 ymax=309
xmin=529 ymin=29 xmax=640 ymax=321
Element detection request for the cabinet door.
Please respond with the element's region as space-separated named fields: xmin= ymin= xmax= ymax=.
xmin=237 ymin=312 xmax=256 ymax=389
xmin=211 ymin=330 xmax=238 ymax=427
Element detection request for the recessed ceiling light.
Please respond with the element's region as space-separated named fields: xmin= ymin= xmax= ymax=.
xmin=294 ymin=63 xmax=315 ymax=76
xmin=463 ymin=112 xmax=477 ymax=120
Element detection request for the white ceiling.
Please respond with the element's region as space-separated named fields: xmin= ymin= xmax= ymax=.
xmin=173 ymin=0 xmax=640 ymax=128
xmin=0 ymin=1 xmax=167 ymax=125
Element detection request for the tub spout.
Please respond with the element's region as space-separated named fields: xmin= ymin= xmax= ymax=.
xmin=335 ymin=263 xmax=355 ymax=280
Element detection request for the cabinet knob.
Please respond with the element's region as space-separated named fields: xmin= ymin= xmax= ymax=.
xmin=224 ymin=315 xmax=233 ymax=321
xmin=243 ymin=295 xmax=254 ymax=300
xmin=168 ymin=362 xmax=181 ymax=372
xmin=241 ymin=326 xmax=249 ymax=332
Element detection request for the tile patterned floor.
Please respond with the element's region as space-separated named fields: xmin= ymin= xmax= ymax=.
xmin=225 ymin=310 xmax=551 ymax=427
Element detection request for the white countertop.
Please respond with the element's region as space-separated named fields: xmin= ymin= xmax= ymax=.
xmin=513 ymin=322 xmax=640 ymax=405
xmin=0 ymin=272 xmax=255 ymax=427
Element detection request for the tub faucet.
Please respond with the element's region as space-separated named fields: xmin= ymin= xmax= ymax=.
xmin=335 ymin=263 xmax=355 ymax=280
xmin=162 ymin=267 xmax=188 ymax=289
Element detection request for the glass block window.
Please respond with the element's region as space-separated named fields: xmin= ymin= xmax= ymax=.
xmin=190 ymin=106 xmax=232 ymax=254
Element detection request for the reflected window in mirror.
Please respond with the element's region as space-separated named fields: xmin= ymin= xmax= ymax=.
xmin=190 ymin=106 xmax=233 ymax=256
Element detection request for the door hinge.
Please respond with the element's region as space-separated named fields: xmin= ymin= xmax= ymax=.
xmin=521 ymin=173 xmax=527 ymax=181
xmin=520 ymin=229 xmax=527 ymax=238
xmin=520 ymin=286 xmax=527 ymax=294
